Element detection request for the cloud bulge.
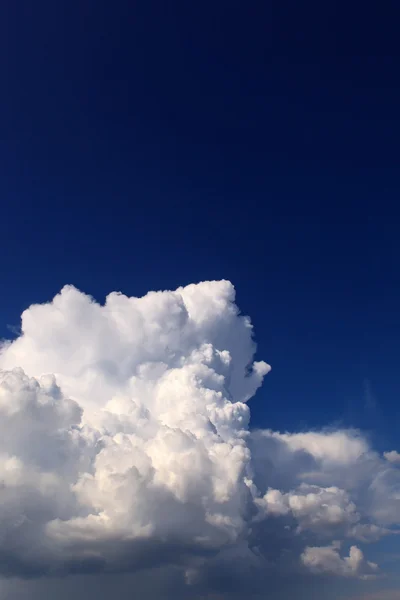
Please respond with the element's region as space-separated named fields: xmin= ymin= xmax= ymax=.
xmin=0 ymin=280 xmax=399 ymax=595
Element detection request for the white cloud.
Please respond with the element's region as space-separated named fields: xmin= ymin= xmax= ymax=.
xmin=301 ymin=543 xmax=378 ymax=579
xmin=0 ymin=280 xmax=398 ymax=589
xmin=264 ymin=430 xmax=368 ymax=465
xmin=256 ymin=484 xmax=360 ymax=535
xmin=384 ymin=451 xmax=400 ymax=465
xmin=0 ymin=281 xmax=270 ymax=575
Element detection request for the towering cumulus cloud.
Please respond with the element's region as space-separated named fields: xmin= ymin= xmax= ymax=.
xmin=0 ymin=281 xmax=398 ymax=593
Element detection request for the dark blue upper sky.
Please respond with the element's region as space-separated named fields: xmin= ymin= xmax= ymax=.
xmin=1 ymin=1 xmax=400 ymax=447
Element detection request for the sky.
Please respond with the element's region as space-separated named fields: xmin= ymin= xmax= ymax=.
xmin=0 ymin=2 xmax=400 ymax=599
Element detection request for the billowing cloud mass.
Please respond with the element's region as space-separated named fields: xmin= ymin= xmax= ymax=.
xmin=0 ymin=280 xmax=399 ymax=595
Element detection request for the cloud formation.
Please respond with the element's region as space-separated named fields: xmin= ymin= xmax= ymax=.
xmin=0 ymin=280 xmax=399 ymax=595
xmin=385 ymin=451 xmax=400 ymax=465
xmin=301 ymin=542 xmax=378 ymax=579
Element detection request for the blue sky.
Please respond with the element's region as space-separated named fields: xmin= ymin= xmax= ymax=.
xmin=1 ymin=2 xmax=400 ymax=598
xmin=2 ymin=1 xmax=399 ymax=444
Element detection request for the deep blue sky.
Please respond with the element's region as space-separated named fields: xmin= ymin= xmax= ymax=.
xmin=1 ymin=1 xmax=400 ymax=447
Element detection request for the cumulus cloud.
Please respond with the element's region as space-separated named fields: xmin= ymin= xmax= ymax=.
xmin=301 ymin=542 xmax=378 ymax=579
xmin=255 ymin=484 xmax=360 ymax=535
xmin=384 ymin=451 xmax=400 ymax=465
xmin=0 ymin=280 xmax=399 ymax=594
